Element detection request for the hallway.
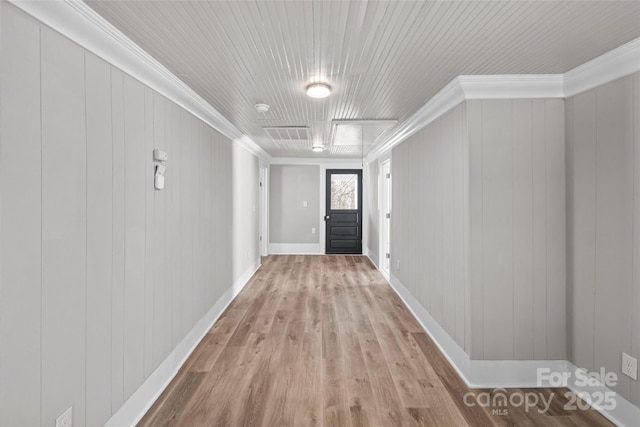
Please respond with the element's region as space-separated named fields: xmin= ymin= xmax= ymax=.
xmin=139 ymin=256 xmax=611 ymax=427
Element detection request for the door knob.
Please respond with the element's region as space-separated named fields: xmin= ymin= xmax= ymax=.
xmin=324 ymin=215 xmax=330 ymax=221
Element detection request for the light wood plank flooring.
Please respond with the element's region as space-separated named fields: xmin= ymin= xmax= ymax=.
xmin=139 ymin=255 xmax=613 ymax=427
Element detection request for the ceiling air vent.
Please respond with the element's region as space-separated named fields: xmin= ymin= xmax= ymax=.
xmin=263 ymin=127 xmax=310 ymax=150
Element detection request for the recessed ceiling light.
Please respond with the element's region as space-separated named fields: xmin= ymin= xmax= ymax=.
xmin=254 ymin=103 xmax=270 ymax=113
xmin=306 ymin=83 xmax=331 ymax=98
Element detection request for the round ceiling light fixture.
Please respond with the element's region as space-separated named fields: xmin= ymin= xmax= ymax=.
xmin=311 ymin=144 xmax=324 ymax=152
xmin=254 ymin=103 xmax=270 ymax=113
xmin=306 ymin=83 xmax=331 ymax=98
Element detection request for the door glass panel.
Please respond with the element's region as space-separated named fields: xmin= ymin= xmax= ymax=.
xmin=330 ymin=173 xmax=358 ymax=210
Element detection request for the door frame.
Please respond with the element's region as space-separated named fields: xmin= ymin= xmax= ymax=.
xmin=265 ymin=158 xmax=363 ymax=255
xmin=379 ymin=158 xmax=391 ymax=277
xmin=325 ymin=168 xmax=363 ymax=254
xmin=259 ymin=165 xmax=268 ymax=256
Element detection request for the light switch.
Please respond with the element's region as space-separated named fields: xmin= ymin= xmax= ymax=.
xmin=303 ymin=201 xmax=308 ymax=208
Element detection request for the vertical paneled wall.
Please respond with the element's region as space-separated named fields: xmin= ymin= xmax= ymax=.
xmin=366 ymin=161 xmax=380 ymax=266
xmin=0 ymin=4 xmax=259 ymax=426
xmin=391 ymin=99 xmax=566 ymax=360
xmin=566 ymin=72 xmax=640 ymax=406
xmin=0 ymin=7 xmax=42 ymax=427
xmin=467 ymin=99 xmax=566 ymax=360
xmin=391 ymin=104 xmax=469 ymax=350
xmin=40 ymin=25 xmax=89 ymax=424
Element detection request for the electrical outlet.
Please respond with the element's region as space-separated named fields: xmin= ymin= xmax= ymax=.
xmin=622 ymin=352 xmax=638 ymax=380
xmin=56 ymin=407 xmax=72 ymax=427
xmin=311 ymin=227 xmax=316 ymax=234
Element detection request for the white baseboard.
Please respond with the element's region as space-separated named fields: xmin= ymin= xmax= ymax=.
xmin=364 ymin=248 xmax=380 ymax=270
xmin=105 ymin=259 xmax=262 ymax=427
xmin=566 ymin=362 xmax=640 ymax=427
xmin=387 ymin=272 xmax=640 ymax=426
xmin=268 ymin=243 xmax=322 ymax=254
xmin=388 ymin=272 xmax=567 ymax=388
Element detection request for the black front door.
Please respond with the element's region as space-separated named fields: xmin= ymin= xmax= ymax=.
xmin=325 ymin=169 xmax=363 ymax=254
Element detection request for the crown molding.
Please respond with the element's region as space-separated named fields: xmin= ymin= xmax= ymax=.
xmin=366 ymin=76 xmax=467 ymax=162
xmin=458 ymin=74 xmax=565 ymax=99
xmin=233 ymin=135 xmax=272 ymax=162
xmin=8 ymin=1 xmax=639 ymax=165
xmin=564 ymin=37 xmax=640 ymax=98
xmin=368 ymin=35 xmax=640 ymax=162
xmin=365 ymin=73 xmax=566 ymax=162
xmin=269 ymin=157 xmax=363 ymax=167
xmin=8 ymin=0 xmax=272 ymax=162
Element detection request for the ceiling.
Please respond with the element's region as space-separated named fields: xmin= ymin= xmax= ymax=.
xmin=86 ymin=0 xmax=640 ymax=159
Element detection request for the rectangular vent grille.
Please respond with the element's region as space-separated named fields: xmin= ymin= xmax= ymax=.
xmin=263 ymin=126 xmax=310 ymax=141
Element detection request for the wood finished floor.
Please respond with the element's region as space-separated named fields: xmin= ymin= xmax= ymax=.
xmin=139 ymin=255 xmax=613 ymax=427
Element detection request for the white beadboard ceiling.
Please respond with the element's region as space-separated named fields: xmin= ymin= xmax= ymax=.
xmin=87 ymin=0 xmax=640 ymax=158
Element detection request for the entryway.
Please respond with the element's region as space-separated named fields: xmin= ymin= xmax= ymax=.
xmin=325 ymin=169 xmax=363 ymax=254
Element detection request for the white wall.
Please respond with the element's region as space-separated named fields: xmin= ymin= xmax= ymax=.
xmin=566 ymin=72 xmax=640 ymax=406
xmin=0 ymin=4 xmax=259 ymax=426
xmin=391 ymin=104 xmax=469 ymax=350
xmin=365 ymin=160 xmax=380 ymax=266
xmin=467 ymin=98 xmax=566 ymax=361
xmin=269 ymin=165 xmax=320 ymax=244
xmin=390 ymin=99 xmax=566 ymax=361
xmin=232 ymin=144 xmax=260 ymax=280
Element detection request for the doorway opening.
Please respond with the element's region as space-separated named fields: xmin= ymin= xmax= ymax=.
xmin=381 ymin=160 xmax=391 ymax=275
xmin=259 ymin=166 xmax=268 ymax=256
xmin=325 ymin=169 xmax=363 ymax=254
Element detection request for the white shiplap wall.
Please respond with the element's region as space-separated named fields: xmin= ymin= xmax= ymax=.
xmin=391 ymin=104 xmax=468 ymax=350
xmin=566 ymin=72 xmax=640 ymax=407
xmin=0 ymin=4 xmax=259 ymax=426
xmin=467 ymin=99 xmax=566 ymax=361
xmin=391 ymin=99 xmax=566 ymax=361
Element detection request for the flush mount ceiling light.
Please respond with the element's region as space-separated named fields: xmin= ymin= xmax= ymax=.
xmin=311 ymin=144 xmax=324 ymax=152
xmin=254 ymin=103 xmax=270 ymax=113
xmin=306 ymin=83 xmax=331 ymax=98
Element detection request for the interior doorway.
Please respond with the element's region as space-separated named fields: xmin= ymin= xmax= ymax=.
xmin=325 ymin=169 xmax=363 ymax=254
xmin=259 ymin=166 xmax=268 ymax=256
xmin=381 ymin=160 xmax=391 ymax=275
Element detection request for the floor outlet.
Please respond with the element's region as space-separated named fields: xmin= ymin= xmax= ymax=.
xmin=622 ymin=352 xmax=638 ymax=380
xmin=56 ymin=407 xmax=72 ymax=427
